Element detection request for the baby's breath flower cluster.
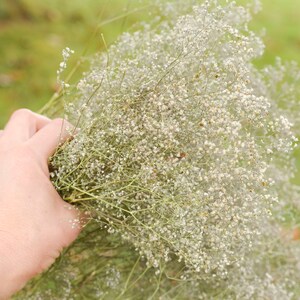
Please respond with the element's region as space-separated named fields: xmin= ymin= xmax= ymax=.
xmin=17 ymin=0 xmax=300 ymax=299
xmin=57 ymin=47 xmax=74 ymax=90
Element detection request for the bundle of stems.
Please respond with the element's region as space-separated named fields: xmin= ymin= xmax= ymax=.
xmin=16 ymin=1 xmax=300 ymax=299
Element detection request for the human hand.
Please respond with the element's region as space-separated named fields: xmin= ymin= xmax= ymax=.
xmin=0 ymin=109 xmax=81 ymax=299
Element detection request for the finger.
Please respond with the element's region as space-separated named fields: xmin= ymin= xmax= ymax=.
xmin=0 ymin=130 xmax=3 ymax=138
xmin=27 ymin=118 xmax=74 ymax=160
xmin=3 ymin=109 xmax=51 ymax=143
xmin=59 ymin=203 xmax=82 ymax=247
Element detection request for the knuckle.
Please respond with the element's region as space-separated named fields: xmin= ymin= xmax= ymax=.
xmin=11 ymin=108 xmax=32 ymax=119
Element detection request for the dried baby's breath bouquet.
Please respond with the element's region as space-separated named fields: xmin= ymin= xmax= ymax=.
xmin=17 ymin=0 xmax=300 ymax=299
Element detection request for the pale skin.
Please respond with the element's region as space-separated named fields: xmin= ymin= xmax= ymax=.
xmin=0 ymin=109 xmax=81 ymax=299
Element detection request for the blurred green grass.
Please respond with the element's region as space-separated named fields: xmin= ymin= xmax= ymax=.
xmin=252 ymin=0 xmax=300 ymax=65
xmin=0 ymin=0 xmax=299 ymax=183
xmin=0 ymin=0 xmax=149 ymax=125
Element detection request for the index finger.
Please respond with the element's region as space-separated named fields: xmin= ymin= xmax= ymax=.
xmin=27 ymin=118 xmax=74 ymax=160
xmin=3 ymin=109 xmax=51 ymax=143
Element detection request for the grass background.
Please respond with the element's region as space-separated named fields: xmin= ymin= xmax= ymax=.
xmin=0 ymin=0 xmax=299 ymax=180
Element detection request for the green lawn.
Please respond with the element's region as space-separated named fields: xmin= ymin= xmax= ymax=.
xmin=0 ymin=0 xmax=149 ymax=125
xmin=0 ymin=0 xmax=300 ymax=123
xmin=253 ymin=0 xmax=300 ymax=64
xmin=0 ymin=0 xmax=299 ymax=182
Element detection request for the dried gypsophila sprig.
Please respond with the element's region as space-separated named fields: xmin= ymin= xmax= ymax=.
xmin=57 ymin=47 xmax=75 ymax=90
xmin=43 ymin=0 xmax=300 ymax=299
